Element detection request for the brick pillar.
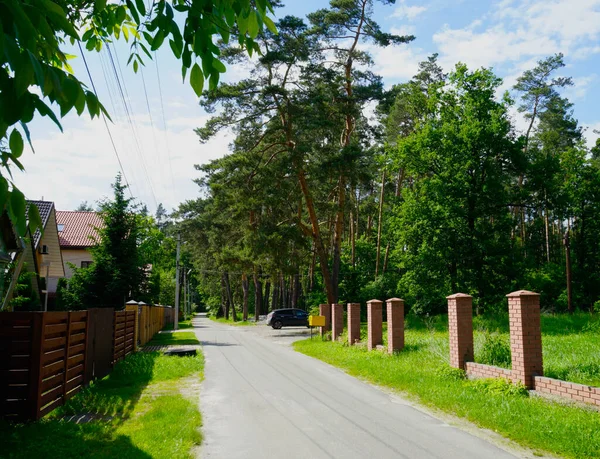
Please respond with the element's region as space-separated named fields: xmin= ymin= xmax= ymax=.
xmin=447 ymin=293 xmax=474 ymax=369
xmin=331 ymin=303 xmax=343 ymax=341
xmin=507 ymin=290 xmax=543 ymax=389
xmin=347 ymin=303 xmax=361 ymax=345
xmin=319 ymin=303 xmax=331 ymax=337
xmin=386 ymin=298 xmax=404 ymax=353
xmin=367 ymin=300 xmax=383 ymax=351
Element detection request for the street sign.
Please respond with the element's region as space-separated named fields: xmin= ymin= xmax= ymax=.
xmin=309 ymin=315 xmax=326 ymax=327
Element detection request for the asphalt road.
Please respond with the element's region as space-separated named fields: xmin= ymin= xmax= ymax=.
xmin=194 ymin=314 xmax=519 ymax=459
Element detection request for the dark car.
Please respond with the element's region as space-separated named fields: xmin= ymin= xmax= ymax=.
xmin=266 ymin=308 xmax=309 ymax=329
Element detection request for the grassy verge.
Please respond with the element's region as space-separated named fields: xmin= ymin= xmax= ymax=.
xmin=162 ymin=319 xmax=194 ymax=330
xmin=210 ymin=316 xmax=256 ymax=326
xmin=146 ymin=331 xmax=200 ymax=346
xmin=294 ymin=320 xmax=600 ymax=459
xmin=0 ymin=351 xmax=204 ymax=459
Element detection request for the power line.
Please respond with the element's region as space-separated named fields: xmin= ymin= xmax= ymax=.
xmin=154 ymin=52 xmax=177 ymax=200
xmin=106 ymin=43 xmax=158 ymax=210
xmin=77 ymin=41 xmax=135 ymax=201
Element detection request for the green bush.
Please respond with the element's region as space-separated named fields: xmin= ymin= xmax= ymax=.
xmin=478 ymin=332 xmax=511 ymax=368
xmin=469 ymin=378 xmax=529 ymax=397
xmin=436 ymin=364 xmax=466 ymax=381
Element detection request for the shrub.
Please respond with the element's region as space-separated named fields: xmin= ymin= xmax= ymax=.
xmin=436 ymin=364 xmax=466 ymax=381
xmin=478 ymin=332 xmax=511 ymax=368
xmin=469 ymin=378 xmax=529 ymax=397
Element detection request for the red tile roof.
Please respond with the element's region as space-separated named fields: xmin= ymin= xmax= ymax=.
xmin=56 ymin=211 xmax=103 ymax=248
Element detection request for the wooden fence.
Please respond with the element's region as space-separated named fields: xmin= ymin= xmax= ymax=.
xmin=113 ymin=310 xmax=136 ymax=364
xmin=0 ymin=305 xmax=172 ymax=422
xmin=126 ymin=304 xmax=174 ymax=347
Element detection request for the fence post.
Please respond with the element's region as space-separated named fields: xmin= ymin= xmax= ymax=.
xmin=367 ymin=299 xmax=383 ymax=351
xmin=507 ymin=290 xmax=543 ymax=388
xmin=331 ymin=304 xmax=343 ymax=341
xmin=29 ymin=313 xmax=44 ymax=421
xmin=386 ymin=298 xmax=404 ymax=353
xmin=318 ymin=304 xmax=331 ymax=337
xmin=347 ymin=303 xmax=361 ymax=345
xmin=447 ymin=293 xmax=474 ymax=370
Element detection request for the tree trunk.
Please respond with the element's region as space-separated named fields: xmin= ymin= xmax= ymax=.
xmin=375 ymin=169 xmax=386 ymax=278
xmin=264 ymin=280 xmax=271 ymax=314
xmin=332 ymin=175 xmax=345 ymax=302
xmin=564 ymin=230 xmax=573 ymax=314
xmin=350 ymin=210 xmax=355 ymax=268
xmin=296 ymin=167 xmax=335 ymax=304
xmin=544 ymin=200 xmax=551 ymax=263
xmin=223 ymin=271 xmax=237 ymax=321
xmin=272 ymin=281 xmax=279 ymax=312
xmin=383 ymin=242 xmax=390 ymax=274
xmin=253 ymin=268 xmax=263 ymax=322
xmin=242 ymin=273 xmax=249 ymax=321
xmin=222 ymin=273 xmax=230 ymax=320
xmin=291 ymin=274 xmax=300 ymax=308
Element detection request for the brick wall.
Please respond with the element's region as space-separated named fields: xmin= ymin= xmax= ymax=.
xmin=331 ymin=304 xmax=343 ymax=341
xmin=507 ymin=290 xmax=543 ymax=388
xmin=319 ymin=304 xmax=331 ymax=337
xmin=347 ymin=303 xmax=361 ymax=345
xmin=367 ymin=300 xmax=383 ymax=351
xmin=466 ymin=362 xmax=512 ymax=381
xmin=386 ymin=298 xmax=404 ymax=353
xmin=447 ymin=293 xmax=474 ymax=370
xmin=535 ymin=377 xmax=600 ymax=407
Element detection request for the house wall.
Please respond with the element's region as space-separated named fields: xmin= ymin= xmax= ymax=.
xmin=36 ymin=209 xmax=65 ymax=279
xmin=62 ymin=248 xmax=93 ymax=278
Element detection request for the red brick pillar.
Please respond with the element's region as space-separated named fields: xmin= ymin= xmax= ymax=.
xmin=507 ymin=290 xmax=543 ymax=389
xmin=447 ymin=293 xmax=474 ymax=369
xmin=319 ymin=303 xmax=331 ymax=337
xmin=367 ymin=299 xmax=383 ymax=351
xmin=386 ymin=298 xmax=404 ymax=353
xmin=347 ymin=303 xmax=361 ymax=345
xmin=331 ymin=303 xmax=343 ymax=341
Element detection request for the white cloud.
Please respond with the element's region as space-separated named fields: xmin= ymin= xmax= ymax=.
xmin=14 ymin=113 xmax=231 ymax=214
xmin=564 ymin=74 xmax=597 ymax=101
xmin=433 ymin=0 xmax=600 ymax=71
xmin=584 ymin=121 xmax=600 ymax=149
xmin=393 ymin=0 xmax=427 ymax=20
xmin=365 ymin=43 xmax=427 ymax=84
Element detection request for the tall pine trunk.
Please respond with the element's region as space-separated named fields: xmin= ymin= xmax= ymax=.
xmin=253 ymin=268 xmax=263 ymax=322
xmin=242 ymin=273 xmax=249 ymax=321
xmin=223 ymin=271 xmax=237 ymax=321
xmin=375 ymin=170 xmax=386 ymax=278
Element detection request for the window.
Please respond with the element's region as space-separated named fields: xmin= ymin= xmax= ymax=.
xmin=295 ymin=310 xmax=307 ymax=318
xmin=81 ymin=261 xmax=93 ymax=268
xmin=57 ymin=224 xmax=65 ymax=232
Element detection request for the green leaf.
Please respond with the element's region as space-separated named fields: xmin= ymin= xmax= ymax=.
xmin=0 ymin=177 xmax=9 ymax=214
xmin=126 ymin=0 xmax=140 ymax=24
xmin=9 ymin=129 xmax=23 ymax=158
xmin=94 ymin=0 xmax=107 ymax=13
xmin=116 ymin=6 xmax=127 ymax=23
xmin=169 ymin=39 xmax=182 ymax=58
xmin=34 ymin=98 xmax=62 ymax=131
xmin=133 ymin=59 xmax=139 ymax=73
xmin=9 ymin=188 xmax=26 ymax=236
xmin=27 ymin=51 xmax=45 ymax=93
xmin=28 ymin=199 xmax=43 ymax=238
xmin=74 ymin=86 xmax=86 ymax=115
xmin=247 ymin=11 xmax=259 ymax=39
xmin=190 ymin=63 xmax=204 ymax=97
xmin=151 ymin=30 xmax=165 ymax=51
xmin=212 ymin=59 xmax=226 ymax=73
xmin=86 ymin=91 xmax=100 ymax=118
xmin=135 ymin=0 xmax=146 ymax=16
xmin=19 ymin=122 xmax=34 ymax=153
xmin=263 ymin=16 xmax=277 ymax=34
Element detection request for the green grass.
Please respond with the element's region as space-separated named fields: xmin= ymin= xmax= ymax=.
xmin=146 ymin=331 xmax=200 ymax=346
xmin=210 ymin=316 xmax=256 ymax=326
xmin=0 ymin=351 xmax=204 ymax=459
xmin=294 ymin=315 xmax=600 ymax=459
xmin=162 ymin=319 xmax=194 ymax=330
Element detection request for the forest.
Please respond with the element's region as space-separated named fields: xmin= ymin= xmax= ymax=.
xmin=177 ymin=1 xmax=600 ymax=320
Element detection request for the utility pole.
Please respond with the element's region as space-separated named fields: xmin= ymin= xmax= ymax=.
xmin=183 ymin=267 xmax=187 ymax=321
xmin=564 ymin=230 xmax=573 ymax=314
xmin=174 ymin=232 xmax=181 ymax=330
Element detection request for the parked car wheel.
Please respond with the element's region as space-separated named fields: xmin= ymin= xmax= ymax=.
xmin=272 ymin=320 xmax=283 ymax=329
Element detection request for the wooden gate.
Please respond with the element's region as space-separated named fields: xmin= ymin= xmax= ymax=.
xmin=85 ymin=308 xmax=115 ymax=383
xmin=113 ymin=310 xmax=135 ymax=364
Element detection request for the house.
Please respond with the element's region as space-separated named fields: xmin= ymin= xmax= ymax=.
xmin=22 ymin=201 xmax=65 ymax=305
xmin=56 ymin=211 xmax=103 ymax=279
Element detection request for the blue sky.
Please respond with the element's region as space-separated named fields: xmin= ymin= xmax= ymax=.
xmin=17 ymin=0 xmax=600 ymax=213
